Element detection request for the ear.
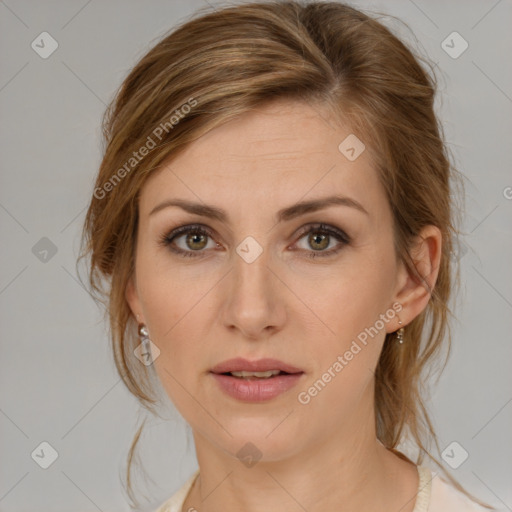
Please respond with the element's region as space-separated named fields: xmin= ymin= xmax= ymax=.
xmin=125 ymin=274 xmax=144 ymax=324
xmin=390 ymin=225 xmax=442 ymax=329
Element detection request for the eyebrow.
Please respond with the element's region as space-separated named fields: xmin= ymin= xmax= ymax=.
xmin=149 ymin=194 xmax=369 ymax=222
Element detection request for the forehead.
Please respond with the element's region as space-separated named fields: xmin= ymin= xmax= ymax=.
xmin=139 ymin=99 xmax=385 ymax=220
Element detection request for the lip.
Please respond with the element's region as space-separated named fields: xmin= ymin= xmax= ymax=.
xmin=211 ymin=372 xmax=304 ymax=402
xmin=210 ymin=358 xmax=304 ymax=402
xmin=210 ymin=357 xmax=303 ymax=374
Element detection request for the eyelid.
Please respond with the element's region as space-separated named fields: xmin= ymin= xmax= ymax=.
xmin=292 ymin=223 xmax=350 ymax=245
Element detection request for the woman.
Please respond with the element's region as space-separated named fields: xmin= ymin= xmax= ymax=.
xmin=79 ymin=1 xmax=494 ymax=510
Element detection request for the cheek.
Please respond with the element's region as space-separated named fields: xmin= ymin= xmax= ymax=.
xmin=142 ymin=279 xmax=206 ymax=360
xmin=135 ymin=255 xmax=222 ymax=404
xmin=137 ymin=245 xmax=214 ymax=335
xmin=288 ymin=252 xmax=396 ymax=413
xmin=292 ymin=264 xmax=393 ymax=422
xmin=290 ymin=252 xmax=396 ymax=345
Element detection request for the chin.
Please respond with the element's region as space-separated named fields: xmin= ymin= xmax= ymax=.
xmin=213 ymin=416 xmax=305 ymax=463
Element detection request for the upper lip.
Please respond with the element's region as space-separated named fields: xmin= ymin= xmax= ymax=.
xmin=211 ymin=358 xmax=303 ymax=374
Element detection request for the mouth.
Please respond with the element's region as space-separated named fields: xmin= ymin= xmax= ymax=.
xmin=210 ymin=358 xmax=305 ymax=402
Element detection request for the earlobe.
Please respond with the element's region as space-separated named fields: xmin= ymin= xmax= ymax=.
xmin=391 ymin=225 xmax=442 ymax=328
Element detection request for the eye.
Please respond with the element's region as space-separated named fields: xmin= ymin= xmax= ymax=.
xmin=159 ymin=222 xmax=350 ymax=259
xmin=292 ymin=223 xmax=350 ymax=259
xmin=158 ymin=224 xmax=220 ymax=258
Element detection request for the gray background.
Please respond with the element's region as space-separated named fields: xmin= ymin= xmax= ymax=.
xmin=0 ymin=0 xmax=511 ymax=511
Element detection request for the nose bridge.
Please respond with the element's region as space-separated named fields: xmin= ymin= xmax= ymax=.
xmin=232 ymin=239 xmax=273 ymax=308
xmin=222 ymin=236 xmax=284 ymax=337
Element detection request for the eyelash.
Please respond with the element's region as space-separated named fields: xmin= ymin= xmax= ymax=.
xmin=158 ymin=223 xmax=351 ymax=259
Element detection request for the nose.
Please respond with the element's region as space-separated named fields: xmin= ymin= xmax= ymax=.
xmin=220 ymin=244 xmax=287 ymax=341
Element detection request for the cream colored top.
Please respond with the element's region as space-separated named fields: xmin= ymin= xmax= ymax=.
xmin=154 ymin=466 xmax=491 ymax=512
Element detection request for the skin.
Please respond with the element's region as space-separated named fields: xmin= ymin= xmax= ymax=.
xmin=125 ymin=99 xmax=442 ymax=512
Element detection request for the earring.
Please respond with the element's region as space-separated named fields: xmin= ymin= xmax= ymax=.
xmin=396 ymin=318 xmax=404 ymax=344
xmin=138 ymin=323 xmax=151 ymax=351
xmin=135 ymin=323 xmax=160 ymax=365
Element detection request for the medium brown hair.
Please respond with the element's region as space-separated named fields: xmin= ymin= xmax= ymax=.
xmin=78 ymin=0 xmax=486 ymax=507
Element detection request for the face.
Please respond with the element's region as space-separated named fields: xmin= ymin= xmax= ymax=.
xmin=126 ymin=99 xmax=410 ymax=463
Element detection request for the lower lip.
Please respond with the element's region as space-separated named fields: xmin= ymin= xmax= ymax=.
xmin=211 ymin=372 xmax=304 ymax=402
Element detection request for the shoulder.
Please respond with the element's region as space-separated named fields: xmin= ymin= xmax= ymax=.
xmin=427 ymin=470 xmax=494 ymax=511
xmin=153 ymin=470 xmax=199 ymax=512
